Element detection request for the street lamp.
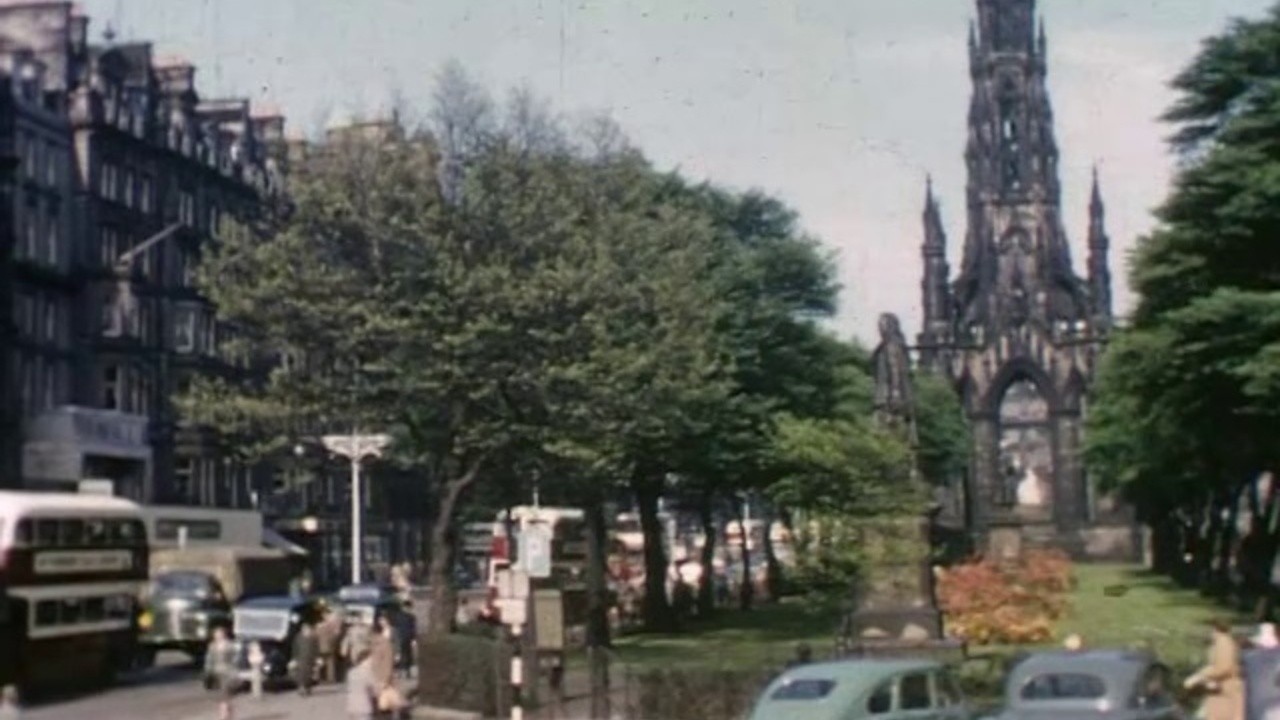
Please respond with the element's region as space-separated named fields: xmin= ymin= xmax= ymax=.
xmin=321 ymin=431 xmax=391 ymax=584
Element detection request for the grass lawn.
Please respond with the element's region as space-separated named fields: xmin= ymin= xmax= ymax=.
xmin=601 ymin=564 xmax=1246 ymax=673
xmin=1056 ymin=563 xmax=1248 ymax=669
xmin=608 ymin=596 xmax=841 ymax=669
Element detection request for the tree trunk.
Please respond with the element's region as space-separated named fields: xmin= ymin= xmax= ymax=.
xmin=1197 ymin=491 xmax=1226 ymax=595
xmin=425 ymin=457 xmax=489 ymax=640
xmin=585 ymin=498 xmax=611 ymax=718
xmin=696 ymin=489 xmax=717 ymax=617
xmin=635 ymin=471 xmax=675 ymax=632
xmin=732 ymin=496 xmax=753 ymax=611
xmin=760 ymin=502 xmax=783 ymax=602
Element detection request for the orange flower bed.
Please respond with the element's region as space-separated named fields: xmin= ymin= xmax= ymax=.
xmin=936 ymin=549 xmax=1073 ymax=645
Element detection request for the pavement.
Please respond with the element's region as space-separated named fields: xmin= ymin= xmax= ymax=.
xmin=20 ymin=652 xmax=418 ymax=720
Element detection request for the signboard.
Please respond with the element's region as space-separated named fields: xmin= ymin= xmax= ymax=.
xmin=494 ymin=568 xmax=530 ymax=601
xmin=34 ymin=550 xmax=133 ymax=575
xmin=155 ymin=519 xmax=222 ymax=542
xmin=495 ymin=597 xmax=527 ymax=626
xmin=519 ymin=523 xmax=553 ymax=579
xmin=533 ymin=589 xmax=565 ymax=651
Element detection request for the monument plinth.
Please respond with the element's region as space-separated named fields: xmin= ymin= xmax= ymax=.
xmin=841 ymin=314 xmax=961 ymax=660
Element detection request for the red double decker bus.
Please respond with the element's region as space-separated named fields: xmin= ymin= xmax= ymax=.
xmin=0 ymin=491 xmax=149 ymax=694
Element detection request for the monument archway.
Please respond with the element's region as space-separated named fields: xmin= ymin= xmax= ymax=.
xmin=995 ymin=376 xmax=1054 ymax=512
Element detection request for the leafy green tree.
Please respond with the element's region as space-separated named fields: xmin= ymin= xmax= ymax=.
xmin=1086 ymin=3 xmax=1280 ymax=602
xmin=913 ymin=371 xmax=970 ymax=489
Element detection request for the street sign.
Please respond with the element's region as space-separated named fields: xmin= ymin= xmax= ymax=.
xmin=519 ymin=522 xmax=553 ymax=579
xmin=495 ymin=567 xmax=530 ymax=600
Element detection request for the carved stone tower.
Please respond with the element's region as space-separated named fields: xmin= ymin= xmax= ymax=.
xmin=916 ymin=0 xmax=1132 ymax=559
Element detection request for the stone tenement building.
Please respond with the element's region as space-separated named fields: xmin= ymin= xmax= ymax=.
xmin=0 ymin=1 xmax=287 ymax=508
xmin=915 ymin=0 xmax=1134 ymax=559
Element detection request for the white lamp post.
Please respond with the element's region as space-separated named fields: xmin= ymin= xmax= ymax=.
xmin=321 ymin=431 xmax=392 ymax=584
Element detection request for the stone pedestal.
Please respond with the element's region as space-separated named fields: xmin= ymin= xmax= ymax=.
xmin=845 ymin=516 xmax=944 ymax=643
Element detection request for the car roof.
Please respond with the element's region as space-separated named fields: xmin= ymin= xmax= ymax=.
xmin=761 ymin=658 xmax=944 ymax=702
xmin=1008 ymin=649 xmax=1153 ymax=703
xmin=237 ymin=595 xmax=313 ymax=610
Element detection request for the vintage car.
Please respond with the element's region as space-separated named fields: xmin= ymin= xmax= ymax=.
xmin=746 ymin=658 xmax=968 ymax=720
xmin=988 ymin=649 xmax=1181 ymax=720
xmin=226 ymin=595 xmax=322 ymax=687
xmin=337 ymin=583 xmax=403 ymax=627
xmin=139 ymin=547 xmax=295 ymax=665
xmin=1245 ymin=647 xmax=1280 ymax=720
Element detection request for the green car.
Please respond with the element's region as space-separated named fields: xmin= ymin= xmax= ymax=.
xmin=748 ymin=658 xmax=969 ymax=720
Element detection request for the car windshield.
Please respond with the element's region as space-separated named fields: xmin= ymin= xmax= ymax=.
xmin=1020 ymin=673 xmax=1107 ymax=701
xmin=153 ymin=572 xmax=212 ymax=595
xmin=771 ymin=679 xmax=836 ymax=701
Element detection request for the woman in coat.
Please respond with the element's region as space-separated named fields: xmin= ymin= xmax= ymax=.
xmin=1185 ymin=619 xmax=1245 ymax=720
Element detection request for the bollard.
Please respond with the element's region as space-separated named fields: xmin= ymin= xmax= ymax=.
xmin=248 ymin=641 xmax=264 ymax=699
xmin=511 ymin=624 xmax=524 ymax=720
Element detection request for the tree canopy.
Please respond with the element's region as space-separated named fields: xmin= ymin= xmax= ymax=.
xmin=1086 ymin=3 xmax=1280 ymax=597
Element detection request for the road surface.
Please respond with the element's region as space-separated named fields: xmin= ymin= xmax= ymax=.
xmin=22 ymin=652 xmax=387 ymax=720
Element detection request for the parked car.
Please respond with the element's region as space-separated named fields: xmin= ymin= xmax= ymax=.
xmin=1245 ymin=647 xmax=1280 ymax=720
xmin=747 ymin=658 xmax=967 ymax=720
xmin=987 ymin=649 xmax=1181 ymax=720
xmin=336 ymin=583 xmax=403 ymax=627
xmin=227 ymin=595 xmax=323 ymax=688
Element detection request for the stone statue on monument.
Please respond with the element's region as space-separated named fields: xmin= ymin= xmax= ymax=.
xmin=844 ymin=312 xmax=959 ymax=656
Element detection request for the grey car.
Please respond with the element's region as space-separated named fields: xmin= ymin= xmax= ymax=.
xmin=988 ymin=650 xmax=1182 ymax=720
xmin=747 ymin=658 xmax=969 ymax=720
xmin=1245 ymin=648 xmax=1280 ymax=720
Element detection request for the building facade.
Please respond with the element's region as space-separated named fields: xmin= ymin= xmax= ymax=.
xmin=916 ymin=0 xmax=1134 ymax=559
xmin=0 ymin=2 xmax=286 ymax=511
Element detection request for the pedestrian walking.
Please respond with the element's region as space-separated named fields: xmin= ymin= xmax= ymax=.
xmin=0 ymin=685 xmax=21 ymax=720
xmin=369 ymin=616 xmax=405 ymax=718
xmin=393 ymin=602 xmax=416 ymax=678
xmin=1184 ymin=619 xmax=1244 ymax=720
xmin=293 ymin=621 xmax=319 ymax=696
xmin=204 ymin=626 xmax=239 ymax=720
xmin=318 ymin=608 xmax=345 ymax=683
xmin=342 ymin=616 xmax=372 ymax=668
xmin=247 ymin=641 xmax=265 ymax=699
xmin=346 ymin=648 xmax=378 ymax=720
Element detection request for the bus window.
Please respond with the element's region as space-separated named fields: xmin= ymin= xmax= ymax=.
xmin=104 ymin=595 xmax=132 ymax=620
xmin=13 ymin=519 xmax=30 ymax=547
xmin=60 ymin=598 xmax=82 ymax=624
xmin=111 ymin=519 xmax=144 ymax=545
xmin=83 ymin=597 xmax=105 ymax=622
xmin=86 ymin=519 xmax=109 ymax=546
xmin=35 ymin=519 xmax=58 ymax=546
xmin=60 ymin=519 xmax=85 ymax=546
xmin=35 ymin=601 xmax=58 ymax=626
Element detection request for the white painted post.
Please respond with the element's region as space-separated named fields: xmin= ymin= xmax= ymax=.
xmin=511 ymin=623 xmax=524 ymax=720
xmin=351 ymin=454 xmax=362 ymax=584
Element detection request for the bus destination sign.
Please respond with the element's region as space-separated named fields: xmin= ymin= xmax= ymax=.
xmin=34 ymin=550 xmax=134 ymax=575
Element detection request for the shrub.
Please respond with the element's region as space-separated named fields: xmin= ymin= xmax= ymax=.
xmin=630 ymin=666 xmax=777 ymax=720
xmin=936 ymin=550 xmax=1074 ymax=645
xmin=416 ymin=633 xmax=511 ymax=717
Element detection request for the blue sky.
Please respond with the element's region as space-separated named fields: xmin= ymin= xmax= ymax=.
xmin=80 ymin=0 xmax=1276 ymax=343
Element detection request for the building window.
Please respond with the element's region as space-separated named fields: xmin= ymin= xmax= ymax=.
xmin=178 ymin=189 xmax=196 ymax=226
xmin=43 ymin=299 xmax=56 ymax=343
xmin=122 ymin=168 xmax=134 ymax=208
xmin=101 ymin=227 xmax=121 ymax=268
xmin=42 ymin=364 xmax=56 ymax=410
xmin=21 ymin=133 xmax=36 ymax=180
xmin=44 ymin=142 xmax=58 ymax=188
xmin=99 ymin=161 xmax=118 ymax=201
xmin=175 ymin=459 xmax=194 ymax=504
xmin=208 ymin=203 xmax=221 ymax=238
xmin=102 ymin=365 xmax=119 ymax=410
xmin=174 ymin=307 xmax=196 ymax=353
xmin=22 ymin=201 xmax=38 ymax=260
xmin=139 ymin=174 xmax=153 ymax=214
xmin=45 ymin=210 xmax=59 ymax=267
